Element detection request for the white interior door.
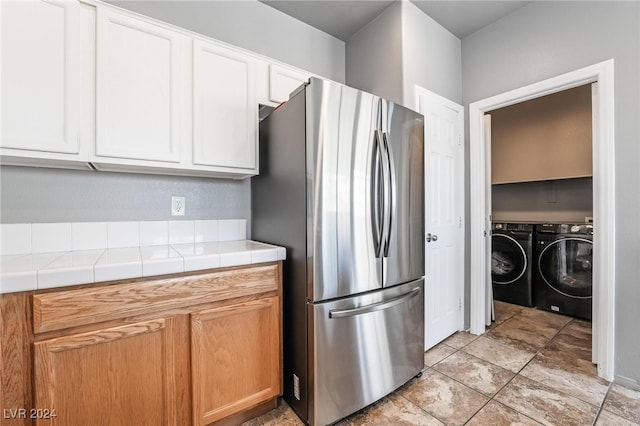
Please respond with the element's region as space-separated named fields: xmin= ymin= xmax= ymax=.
xmin=416 ymin=87 xmax=465 ymax=350
xmin=484 ymin=114 xmax=494 ymax=325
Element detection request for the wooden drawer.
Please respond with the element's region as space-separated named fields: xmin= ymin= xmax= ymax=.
xmin=32 ymin=264 xmax=278 ymax=333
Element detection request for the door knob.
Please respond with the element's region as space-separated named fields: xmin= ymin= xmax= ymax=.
xmin=426 ymin=233 xmax=438 ymax=242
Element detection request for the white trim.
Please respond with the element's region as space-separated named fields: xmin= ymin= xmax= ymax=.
xmin=468 ymin=60 xmax=616 ymax=381
xmin=415 ymin=85 xmax=466 ymax=334
xmin=483 ymin=114 xmax=493 ymax=326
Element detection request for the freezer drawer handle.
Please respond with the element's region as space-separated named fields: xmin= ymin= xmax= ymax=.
xmin=328 ymin=287 xmax=421 ymax=319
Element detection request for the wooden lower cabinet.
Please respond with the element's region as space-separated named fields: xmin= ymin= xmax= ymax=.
xmin=0 ymin=262 xmax=282 ymax=426
xmin=33 ymin=317 xmax=182 ymax=426
xmin=191 ymin=297 xmax=280 ymax=425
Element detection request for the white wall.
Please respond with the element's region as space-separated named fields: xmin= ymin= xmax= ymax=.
xmin=345 ymin=1 xmax=404 ymax=103
xmin=107 ymin=0 xmax=345 ymax=82
xmin=462 ymin=1 xmax=640 ymax=386
xmin=401 ymin=1 xmax=462 ymax=106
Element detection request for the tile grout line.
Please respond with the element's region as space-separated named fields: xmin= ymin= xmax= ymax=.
xmin=396 ymin=391 xmax=446 ymax=425
xmin=416 ymin=343 xmax=459 ymax=420
xmin=452 ymin=337 xmax=526 ymax=425
xmin=482 ymin=312 xmax=558 ymax=423
xmin=517 ymin=316 xmax=610 ymax=411
xmin=435 ymin=334 xmax=536 ymax=425
xmin=395 ymin=368 xmax=455 ymax=426
xmin=591 ymin=382 xmax=615 ymax=426
xmin=486 ymin=315 xmax=588 ymax=422
xmin=276 ymin=310 xmax=638 ymax=426
xmin=494 ymin=312 xmax=612 ymax=424
xmin=460 ymin=312 xmax=595 ymax=424
xmin=429 ymin=335 xmax=514 ymax=425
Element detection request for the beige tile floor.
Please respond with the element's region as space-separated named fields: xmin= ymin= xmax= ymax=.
xmin=244 ymin=301 xmax=640 ymax=425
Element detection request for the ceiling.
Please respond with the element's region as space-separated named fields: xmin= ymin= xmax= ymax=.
xmin=259 ymin=0 xmax=531 ymax=41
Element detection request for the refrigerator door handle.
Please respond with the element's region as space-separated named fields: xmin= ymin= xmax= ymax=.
xmin=372 ymin=130 xmax=384 ymax=258
xmin=328 ymin=286 xmax=421 ymax=318
xmin=381 ymin=131 xmax=394 ymax=257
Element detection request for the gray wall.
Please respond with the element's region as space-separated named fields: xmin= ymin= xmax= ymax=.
xmin=107 ymin=0 xmax=345 ymax=82
xmin=462 ymin=1 xmax=640 ymax=385
xmin=0 ymin=1 xmax=345 ymax=226
xmin=0 ymin=166 xmax=250 ymax=223
xmin=345 ymin=1 xmax=404 ymax=104
xmin=401 ymin=1 xmax=462 ymax=106
xmin=492 ymin=178 xmax=593 ymax=223
xmin=345 ymin=1 xmax=462 ymax=108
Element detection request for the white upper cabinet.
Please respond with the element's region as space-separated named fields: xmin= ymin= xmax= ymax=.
xmin=95 ymin=7 xmax=181 ymax=164
xmin=0 ymin=0 xmax=88 ymax=166
xmin=193 ymin=39 xmax=257 ymax=172
xmin=93 ymin=6 xmax=258 ymax=177
xmin=268 ymin=64 xmax=312 ymax=104
xmin=2 ymin=2 xmax=317 ymax=178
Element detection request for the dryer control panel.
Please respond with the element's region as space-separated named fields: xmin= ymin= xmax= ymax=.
xmin=538 ymin=223 xmax=593 ymax=235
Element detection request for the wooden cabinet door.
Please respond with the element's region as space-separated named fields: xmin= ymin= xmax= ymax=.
xmin=0 ymin=0 xmax=80 ymax=154
xmin=192 ymin=39 xmax=257 ymax=172
xmin=191 ymin=297 xmax=281 ymax=425
xmin=34 ymin=317 xmax=181 ymax=426
xmin=95 ymin=7 xmax=181 ymax=163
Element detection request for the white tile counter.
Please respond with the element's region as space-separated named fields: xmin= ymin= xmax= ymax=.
xmin=0 ymin=220 xmax=286 ymax=294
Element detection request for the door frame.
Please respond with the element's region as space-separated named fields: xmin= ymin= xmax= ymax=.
xmin=469 ymin=60 xmax=616 ymax=381
xmin=415 ymin=86 xmax=465 ymax=344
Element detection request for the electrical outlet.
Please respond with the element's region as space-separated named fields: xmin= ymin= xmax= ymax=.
xmin=171 ymin=196 xmax=185 ymax=216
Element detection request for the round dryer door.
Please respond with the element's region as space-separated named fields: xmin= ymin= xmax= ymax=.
xmin=538 ymin=238 xmax=593 ymax=299
xmin=492 ymin=234 xmax=527 ymax=285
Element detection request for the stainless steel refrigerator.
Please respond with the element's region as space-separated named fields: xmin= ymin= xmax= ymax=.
xmin=252 ymin=78 xmax=424 ymax=425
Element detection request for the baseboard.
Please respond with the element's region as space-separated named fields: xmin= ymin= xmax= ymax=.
xmin=614 ymin=374 xmax=640 ymax=391
xmin=210 ymin=398 xmax=279 ymax=426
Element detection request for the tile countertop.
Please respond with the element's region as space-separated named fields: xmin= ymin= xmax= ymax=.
xmin=0 ymin=240 xmax=286 ymax=294
xmin=0 ymin=219 xmax=286 ymax=294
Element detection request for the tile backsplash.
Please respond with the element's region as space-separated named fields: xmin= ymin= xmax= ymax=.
xmin=32 ymin=223 xmax=73 ymax=254
xmin=0 ymin=220 xmax=247 ymax=256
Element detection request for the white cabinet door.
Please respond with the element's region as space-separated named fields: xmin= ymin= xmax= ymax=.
xmin=96 ymin=7 xmax=181 ymax=163
xmin=268 ymin=64 xmax=310 ymax=104
xmin=1 ymin=0 xmax=80 ymax=155
xmin=193 ymin=39 xmax=257 ymax=172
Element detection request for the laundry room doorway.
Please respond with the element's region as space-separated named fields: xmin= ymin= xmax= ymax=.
xmin=468 ymin=60 xmax=616 ymax=381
